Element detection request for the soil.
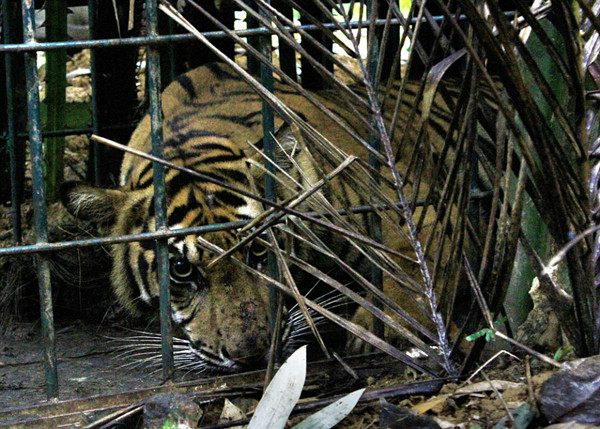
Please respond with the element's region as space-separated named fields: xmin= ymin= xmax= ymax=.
xmin=0 ymin=326 xmax=561 ymax=428
xmin=1 ymin=322 xmax=161 ymax=410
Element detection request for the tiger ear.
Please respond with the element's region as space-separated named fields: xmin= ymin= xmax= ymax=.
xmin=248 ymin=124 xmax=301 ymax=178
xmin=272 ymin=124 xmax=302 ymax=169
xmin=60 ymin=181 xmax=126 ymax=225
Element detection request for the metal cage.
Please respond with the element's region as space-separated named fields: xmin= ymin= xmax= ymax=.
xmin=0 ymin=0 xmax=407 ymax=404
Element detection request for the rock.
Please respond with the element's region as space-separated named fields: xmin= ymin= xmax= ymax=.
xmin=379 ymin=398 xmax=442 ymax=429
xmin=539 ymin=355 xmax=600 ymax=424
xmin=143 ymin=393 xmax=202 ymax=429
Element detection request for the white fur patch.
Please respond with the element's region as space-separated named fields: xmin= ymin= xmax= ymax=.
xmin=237 ymin=197 xmax=263 ymax=219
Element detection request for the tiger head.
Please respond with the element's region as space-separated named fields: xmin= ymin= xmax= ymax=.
xmin=60 ymin=159 xmax=272 ymax=372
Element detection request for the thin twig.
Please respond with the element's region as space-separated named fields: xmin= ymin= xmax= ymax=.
xmin=480 ymin=370 xmax=514 ymax=426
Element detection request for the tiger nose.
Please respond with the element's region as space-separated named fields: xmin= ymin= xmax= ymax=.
xmin=221 ymin=345 xmax=266 ymax=367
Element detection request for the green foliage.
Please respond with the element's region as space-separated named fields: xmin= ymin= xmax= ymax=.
xmin=553 ymin=345 xmax=574 ymax=362
xmin=466 ymin=328 xmax=495 ymax=343
xmin=466 ymin=318 xmax=507 ymax=342
xmin=399 ymin=0 xmax=412 ymax=13
xmin=158 ymin=421 xmax=178 ymax=429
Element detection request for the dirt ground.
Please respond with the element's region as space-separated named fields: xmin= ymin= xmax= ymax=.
xmin=0 ymin=322 xmax=561 ymax=428
xmin=1 ymin=322 xmax=162 ymax=411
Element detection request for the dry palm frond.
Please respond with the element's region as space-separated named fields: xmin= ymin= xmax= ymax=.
xmin=155 ymin=0 xmax=600 ymax=372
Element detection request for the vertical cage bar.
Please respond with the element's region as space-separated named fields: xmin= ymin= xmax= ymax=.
xmin=3 ymin=0 xmax=23 ymax=243
xmin=259 ymin=0 xmax=280 ymax=348
xmin=87 ymin=0 xmax=100 ymax=185
xmin=299 ymin=1 xmax=333 ymax=89
xmin=146 ymin=0 xmax=174 ymax=379
xmin=367 ymin=0 xmax=384 ymax=339
xmin=245 ymin=0 xmax=261 ymax=75
xmin=21 ymin=0 xmax=59 ymax=398
xmin=277 ymin=3 xmax=297 ymax=82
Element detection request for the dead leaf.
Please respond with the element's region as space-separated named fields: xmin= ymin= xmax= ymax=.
xmin=412 ymin=395 xmax=449 ymax=415
xmin=455 ymin=380 xmax=524 ymax=395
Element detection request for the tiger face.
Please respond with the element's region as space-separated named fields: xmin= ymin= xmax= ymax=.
xmin=60 ymin=132 xmax=272 ymax=371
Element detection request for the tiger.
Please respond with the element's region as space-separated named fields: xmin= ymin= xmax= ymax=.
xmin=60 ymin=62 xmax=488 ymax=372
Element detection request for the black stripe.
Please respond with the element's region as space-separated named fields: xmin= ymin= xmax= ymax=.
xmin=168 ymin=204 xmax=191 ymax=227
xmin=166 ymin=173 xmax=194 ymax=198
xmin=200 ymin=153 xmax=244 ymax=164
xmin=148 ymin=196 xmax=155 ymax=219
xmin=192 ymin=142 xmax=236 ymax=153
xmin=139 ymin=222 xmax=156 ymax=250
xmin=214 ymin=215 xmax=236 ymax=225
xmin=206 ymin=62 xmax=242 ymax=81
xmin=166 ymin=129 xmax=228 ymax=148
xmin=215 ymin=168 xmax=249 ymax=185
xmin=214 ymin=190 xmax=246 ymax=208
xmin=179 ymin=303 xmax=199 ymax=326
xmin=137 ymin=176 xmax=153 ymax=190
xmin=176 ymin=74 xmax=197 ymax=99
xmin=131 ymin=199 xmax=148 ymax=228
xmin=135 ymin=163 xmax=154 ymax=189
xmin=428 ymin=118 xmax=454 ymax=141
xmin=168 ymin=191 xmax=205 ymax=227
xmin=206 ymin=111 xmax=262 ymax=125
xmin=137 ymin=251 xmax=153 ymax=298
xmin=122 ymin=246 xmax=139 ymax=307
xmin=186 ymin=93 xmax=257 ymax=109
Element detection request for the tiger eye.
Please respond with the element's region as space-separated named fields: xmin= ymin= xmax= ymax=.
xmin=251 ymin=243 xmax=267 ymax=257
xmin=170 ymin=258 xmax=194 ymax=281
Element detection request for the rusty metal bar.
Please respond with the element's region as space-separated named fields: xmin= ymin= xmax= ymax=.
xmin=146 ymin=0 xmax=174 ymax=379
xmin=0 ymin=17 xmax=411 ymax=53
xmin=21 ymin=0 xmax=59 ymax=399
xmin=0 ymin=123 xmax=134 ymax=141
xmin=0 ymin=195 xmax=444 ymax=258
xmin=258 ymin=1 xmax=280 ymax=340
xmin=0 ymin=221 xmax=248 ymax=256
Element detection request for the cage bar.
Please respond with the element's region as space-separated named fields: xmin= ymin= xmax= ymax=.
xmin=146 ymin=0 xmax=175 ymax=379
xmin=366 ymin=0 xmax=384 ymax=339
xmin=0 ymin=17 xmax=420 ymax=53
xmin=87 ymin=0 xmax=100 ymax=185
xmin=21 ymin=0 xmax=59 ymax=399
xmin=2 ymin=0 xmax=23 ymax=244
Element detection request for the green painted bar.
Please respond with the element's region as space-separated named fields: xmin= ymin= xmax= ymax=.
xmin=146 ymin=0 xmax=175 ymax=379
xmin=0 ymin=17 xmax=417 ymax=53
xmin=0 ymin=196 xmax=443 ymax=257
xmin=259 ymin=0 xmax=280 ymax=344
xmin=21 ymin=0 xmax=59 ymax=399
xmin=367 ymin=0 xmax=384 ymax=339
